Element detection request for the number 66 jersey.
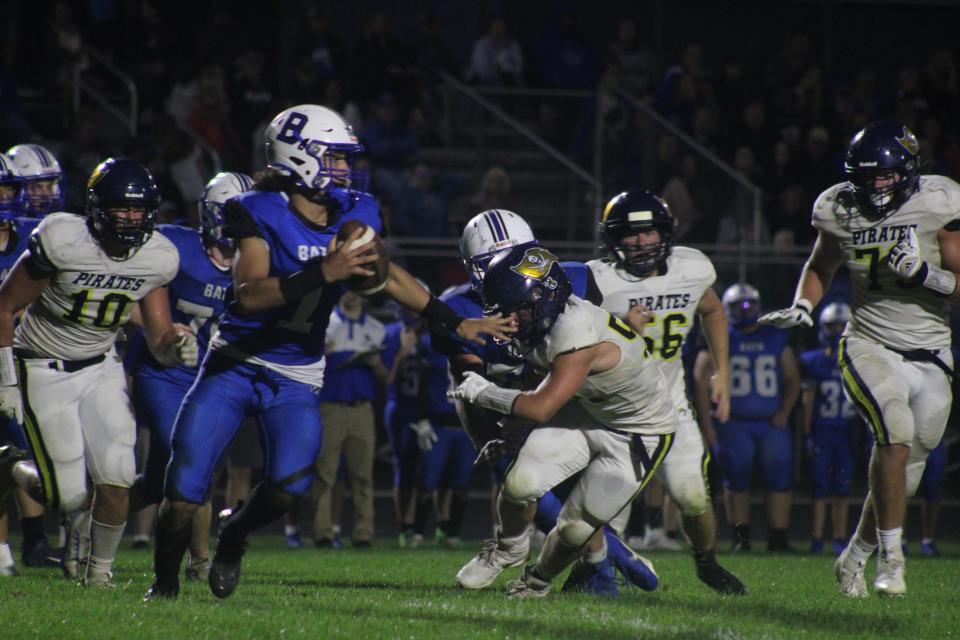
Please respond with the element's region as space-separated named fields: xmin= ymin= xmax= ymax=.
xmin=15 ymin=212 xmax=178 ymax=359
xmin=812 ymin=175 xmax=960 ymax=351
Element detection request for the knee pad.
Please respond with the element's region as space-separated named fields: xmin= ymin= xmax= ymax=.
xmin=59 ymin=485 xmax=90 ymax=514
xmin=557 ymin=516 xmax=596 ymax=549
xmin=905 ymin=458 xmax=927 ymax=498
xmin=502 ymin=468 xmax=542 ymax=507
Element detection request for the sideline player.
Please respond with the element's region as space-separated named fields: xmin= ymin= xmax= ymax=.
xmin=585 ymin=189 xmax=745 ymax=593
xmin=451 ymin=244 xmax=676 ymax=599
xmin=146 ymin=104 xmax=510 ymax=600
xmin=0 ymin=158 xmax=197 ymax=586
xmin=759 ymin=119 xmax=960 ymax=596
xmin=6 ymin=144 xmax=64 ymax=218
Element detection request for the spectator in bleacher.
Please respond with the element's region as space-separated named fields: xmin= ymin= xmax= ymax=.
xmin=412 ymin=12 xmax=455 ymax=114
xmin=529 ymin=10 xmax=597 ymax=90
xmin=732 ymin=99 xmax=775 ymax=166
xmin=229 ymin=49 xmax=275 ymax=143
xmin=465 ymin=17 xmax=524 ymax=86
xmin=605 ymin=18 xmax=656 ymax=98
xmin=351 ymin=12 xmax=411 ymax=107
xmin=923 ymin=47 xmax=959 ymax=120
xmin=764 ymin=33 xmax=823 ymax=125
xmin=361 ymin=92 xmax=417 ymax=170
xmin=796 ymin=125 xmax=839 ymax=195
xmin=295 ymin=6 xmax=348 ymax=91
xmin=391 ymin=163 xmax=450 ymax=238
xmin=767 ymin=184 xmax=814 ymax=248
xmin=188 ymin=64 xmax=242 ymax=168
xmin=323 ymin=79 xmax=363 ymax=132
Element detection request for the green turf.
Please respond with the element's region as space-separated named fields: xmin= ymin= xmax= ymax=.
xmin=3 ymin=539 xmax=959 ymax=639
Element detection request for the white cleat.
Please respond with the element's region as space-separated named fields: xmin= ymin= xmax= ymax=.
xmin=874 ymin=550 xmax=906 ymax=597
xmin=456 ymin=531 xmax=530 ymax=590
xmin=81 ymin=570 xmax=115 ymax=588
xmin=505 ymin=566 xmax=551 ymax=600
xmin=834 ymin=547 xmax=868 ymax=598
xmin=641 ymin=527 xmax=684 ymax=551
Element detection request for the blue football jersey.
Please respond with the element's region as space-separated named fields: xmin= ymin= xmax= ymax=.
xmin=215 ymin=188 xmax=381 ymax=366
xmin=382 ymin=321 xmax=426 ymax=411
xmin=800 ymin=348 xmax=856 ymax=429
xmin=0 ymin=217 xmax=39 ymax=281
xmin=129 ymin=224 xmax=233 ymax=383
xmin=728 ymin=324 xmax=790 ymax=420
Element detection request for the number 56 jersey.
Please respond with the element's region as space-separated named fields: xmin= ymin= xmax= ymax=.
xmin=15 ymin=212 xmax=178 ymax=360
xmin=587 ymin=246 xmax=716 ymax=407
xmin=813 ymin=175 xmax=960 ymax=351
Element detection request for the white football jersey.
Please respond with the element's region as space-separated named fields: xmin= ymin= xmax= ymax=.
xmin=587 ymin=247 xmax=715 ymax=407
xmin=15 ymin=213 xmax=179 ymax=360
xmin=527 ymin=295 xmax=675 ymax=435
xmin=812 ymin=175 xmax=960 ymax=351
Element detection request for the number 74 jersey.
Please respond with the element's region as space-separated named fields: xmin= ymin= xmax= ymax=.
xmin=813 ymin=175 xmax=960 ymax=351
xmin=15 ymin=212 xmax=179 ymax=360
xmin=587 ymin=246 xmax=716 ymax=408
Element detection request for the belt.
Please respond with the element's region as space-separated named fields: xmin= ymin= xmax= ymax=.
xmin=13 ymin=348 xmax=106 ymax=373
xmin=884 ymin=346 xmax=955 ymax=379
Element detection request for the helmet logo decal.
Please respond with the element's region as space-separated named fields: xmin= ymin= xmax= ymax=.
xmin=510 ymin=247 xmax=558 ymax=280
xmin=86 ymin=164 xmax=107 ymax=189
xmin=627 ymin=210 xmax=653 ymax=222
xmin=896 ymin=127 xmax=919 ymax=156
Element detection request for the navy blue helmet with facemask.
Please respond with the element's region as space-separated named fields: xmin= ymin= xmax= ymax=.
xmin=844 ymin=120 xmax=920 ymax=220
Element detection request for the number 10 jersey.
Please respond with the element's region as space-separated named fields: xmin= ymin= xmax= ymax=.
xmin=15 ymin=212 xmax=179 ymax=360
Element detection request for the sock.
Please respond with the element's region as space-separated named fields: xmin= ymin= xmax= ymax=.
xmin=132 ymin=533 xmax=151 ymax=544
xmin=87 ymin=518 xmax=125 ymax=579
xmin=0 ymin=541 xmax=13 ymax=567
xmin=734 ymin=524 xmax=750 ymax=543
xmin=530 ymin=562 xmax=556 ymax=583
xmin=584 ymin=537 xmax=608 ymax=565
xmin=332 ymin=524 xmax=342 ymax=536
xmin=448 ymin=492 xmax=467 ymax=537
xmin=284 ymin=525 xmax=299 ymax=537
xmin=921 ymin=537 xmax=935 ymax=545
xmin=413 ymin=496 xmax=430 ymax=535
xmin=693 ymin=548 xmax=718 ymax=567
xmin=66 ymin=510 xmax=92 ymax=565
xmin=877 ymin=527 xmax=903 ymax=556
xmin=847 ymin=534 xmax=877 ymax=564
xmin=533 ymin=491 xmax=562 ymax=532
xmin=498 ymin=527 xmax=529 ymax=548
xmin=20 ymin=515 xmax=45 ymax=549
xmin=220 ymin=483 xmax=290 ymax=547
xmin=154 ymin=513 xmax=192 ymax=586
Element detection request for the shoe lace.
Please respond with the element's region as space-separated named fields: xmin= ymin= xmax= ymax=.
xmin=476 ymin=539 xmax=498 ymax=564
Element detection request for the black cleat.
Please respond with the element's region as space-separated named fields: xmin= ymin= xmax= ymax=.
xmin=695 ymin=553 xmax=748 ymax=595
xmin=143 ymin=581 xmax=179 ymax=601
xmin=21 ymin=539 xmax=63 ymax=568
xmin=209 ymin=511 xmax=247 ymax=599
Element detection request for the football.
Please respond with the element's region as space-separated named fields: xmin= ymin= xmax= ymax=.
xmin=335 ymin=219 xmax=389 ymax=296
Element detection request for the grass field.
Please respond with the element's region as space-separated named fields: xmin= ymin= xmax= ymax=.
xmin=4 ymin=538 xmax=959 ymax=639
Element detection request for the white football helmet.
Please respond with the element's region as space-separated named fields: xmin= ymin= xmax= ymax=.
xmin=6 ymin=143 xmax=63 ymax=217
xmin=0 ymin=155 xmax=23 ymax=221
xmin=722 ymin=282 xmax=762 ymax=327
xmin=264 ymin=104 xmax=367 ymax=202
xmin=459 ymin=209 xmax=537 ymax=289
xmin=818 ymin=301 xmax=851 ymax=348
xmin=198 ymin=172 xmax=253 ymax=254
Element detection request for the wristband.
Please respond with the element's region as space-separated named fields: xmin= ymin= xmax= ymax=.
xmin=279 ymin=258 xmax=326 ymax=303
xmin=421 ymin=296 xmax=464 ymax=332
xmin=476 ymin=385 xmax=522 ymax=415
xmin=917 ymin=263 xmax=957 ymax=297
xmin=794 ymin=298 xmax=813 ymax=314
xmin=0 ymin=346 xmax=16 ymax=386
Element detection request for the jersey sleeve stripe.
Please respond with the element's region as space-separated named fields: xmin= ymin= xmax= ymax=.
xmin=837 ymin=338 xmax=890 ymax=446
xmin=17 ymin=359 xmax=60 ymax=510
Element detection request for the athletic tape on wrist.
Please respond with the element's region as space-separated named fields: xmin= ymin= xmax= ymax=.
xmin=919 ymin=263 xmax=957 ymax=297
xmin=0 ymin=346 xmax=16 ymax=387
xmin=477 ymin=385 xmax=522 ymax=415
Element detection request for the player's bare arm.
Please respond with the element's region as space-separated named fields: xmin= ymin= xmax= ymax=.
xmin=760 ymin=231 xmax=845 ymax=328
xmin=139 ymin=287 xmax=198 ymax=367
xmin=692 ymin=349 xmax=718 ymax=447
xmin=383 ymin=261 xmax=514 ymax=345
xmin=771 ymin=345 xmax=801 ymax=428
xmin=0 ymin=256 xmax=51 ymax=347
xmin=509 ymin=346 xmax=600 ymax=423
xmin=697 ymin=287 xmax=730 ymax=423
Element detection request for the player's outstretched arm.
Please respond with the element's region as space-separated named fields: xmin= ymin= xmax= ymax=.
xmin=759 ymin=231 xmax=845 ymax=328
xmin=697 ymin=287 xmax=730 ymax=423
xmin=139 ymin=287 xmax=198 ymax=367
xmin=771 ymin=345 xmax=802 ymax=428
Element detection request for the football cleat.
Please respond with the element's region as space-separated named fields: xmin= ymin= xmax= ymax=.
xmin=832 ymin=539 xmax=847 ymax=556
xmin=185 ymin=555 xmax=211 ymax=582
xmin=456 ymin=530 xmax=530 ymax=590
xmin=0 ymin=563 xmax=16 ymax=577
xmin=505 ymin=565 xmax=551 ymax=600
xmin=606 ymin=530 xmax=658 ymax=591
xmin=285 ymin=531 xmax=306 ymax=549
xmin=921 ymin=541 xmax=939 ymax=557
xmin=143 ymin=581 xmax=179 ymax=601
xmin=209 ymin=510 xmax=248 ymax=599
xmin=22 ymin=538 xmax=63 ymax=568
xmin=407 ymin=533 xmax=423 ymax=549
xmin=61 ymin=510 xmax=91 ymax=579
xmin=874 ymin=549 xmax=906 ymax=597
xmin=693 ymin=550 xmax=747 ymax=595
xmin=810 ymin=539 xmax=824 ymax=554
xmin=639 ymin=527 xmax=684 ymax=552
xmin=834 ymin=546 xmax=869 ymax=598
xmin=81 ymin=570 xmax=115 ymax=588
xmin=562 ymin=558 xmax=620 ymax=597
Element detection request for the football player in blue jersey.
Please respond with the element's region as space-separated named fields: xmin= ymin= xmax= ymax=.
xmin=127 ymin=171 xmax=253 ymax=580
xmin=6 ymin=144 xmax=65 ymax=218
xmin=799 ymin=302 xmax=859 ymax=555
xmin=694 ymin=283 xmax=801 ymax=552
xmin=146 ymin=105 xmax=510 ymax=600
xmin=445 ymin=210 xmax=659 ymax=597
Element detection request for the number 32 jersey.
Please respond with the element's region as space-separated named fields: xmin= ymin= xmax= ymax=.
xmin=587 ymin=246 xmax=716 ymax=408
xmin=15 ymin=212 xmax=179 ymax=360
xmin=812 ymin=175 xmax=960 ymax=351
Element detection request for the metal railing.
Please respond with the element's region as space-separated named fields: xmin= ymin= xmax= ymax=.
xmin=72 ymin=46 xmax=138 ymax=137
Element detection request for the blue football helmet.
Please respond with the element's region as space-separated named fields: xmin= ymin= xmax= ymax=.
xmin=600 ymin=189 xmax=677 ymax=277
xmin=459 ymin=209 xmax=538 ymax=292
xmin=818 ymin=302 xmax=850 ymax=351
xmin=86 ymin=158 xmax=161 ymax=251
xmin=0 ymin=155 xmax=23 ymax=221
xmin=722 ymin=283 xmax=762 ymax=328
xmin=483 ymin=244 xmax=571 ymax=350
xmin=6 ymin=144 xmax=64 ymax=217
xmin=264 ymin=104 xmax=368 ymax=214
xmin=198 ymin=171 xmax=253 ymax=256
xmin=844 ymin=120 xmax=920 ymax=220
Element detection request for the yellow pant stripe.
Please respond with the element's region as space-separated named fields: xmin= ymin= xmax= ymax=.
xmin=17 ymin=359 xmax=59 ymax=509
xmin=837 ymin=338 xmax=889 ymax=446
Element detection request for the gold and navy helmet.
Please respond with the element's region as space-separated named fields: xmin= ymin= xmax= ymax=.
xmin=86 ymin=157 xmax=160 ymax=250
xmin=600 ymin=189 xmax=677 ymax=276
xmin=844 ymin=119 xmax=920 ymax=220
